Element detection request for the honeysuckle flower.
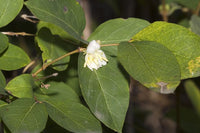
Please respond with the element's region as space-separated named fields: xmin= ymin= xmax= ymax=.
xmin=84 ymin=40 xmax=108 ymax=71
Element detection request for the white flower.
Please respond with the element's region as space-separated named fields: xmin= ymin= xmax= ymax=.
xmin=84 ymin=40 xmax=108 ymax=71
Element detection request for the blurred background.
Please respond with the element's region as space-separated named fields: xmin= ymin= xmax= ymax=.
xmin=1 ymin=0 xmax=200 ymax=133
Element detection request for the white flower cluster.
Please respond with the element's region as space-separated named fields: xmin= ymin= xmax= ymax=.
xmin=84 ymin=40 xmax=108 ymax=71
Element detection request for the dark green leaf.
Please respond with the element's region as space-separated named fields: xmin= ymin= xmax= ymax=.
xmin=184 ymin=80 xmax=200 ymax=117
xmin=44 ymin=118 xmax=72 ymax=133
xmin=0 ymin=71 xmax=6 ymax=94
xmin=37 ymin=21 xmax=79 ymax=43
xmin=88 ymin=18 xmax=150 ymax=44
xmin=190 ymin=15 xmax=200 ymax=36
xmin=5 ymin=74 xmax=34 ymax=98
xmin=34 ymin=82 xmax=101 ymax=132
xmin=0 ymin=33 xmax=8 ymax=53
xmin=36 ymin=28 xmax=72 ymax=71
xmin=25 ymin=0 xmax=86 ymax=41
xmin=166 ymin=0 xmax=199 ymax=9
xmin=78 ymin=46 xmax=129 ymax=132
xmin=64 ymin=54 xmax=81 ymax=95
xmin=1 ymin=98 xmax=48 ymax=133
xmin=132 ymin=21 xmax=200 ymax=79
xmin=118 ymin=41 xmax=181 ymax=93
xmin=46 ymin=99 xmax=102 ymax=133
xmin=0 ymin=44 xmax=30 ymax=70
xmin=0 ymin=0 xmax=23 ymax=27
xmin=34 ymin=81 xmax=80 ymax=103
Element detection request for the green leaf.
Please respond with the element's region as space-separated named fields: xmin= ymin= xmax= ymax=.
xmin=0 ymin=33 xmax=9 ymax=53
xmin=0 ymin=100 xmax=7 ymax=108
xmin=34 ymin=82 xmax=102 ymax=132
xmin=46 ymin=99 xmax=102 ymax=133
xmin=34 ymin=81 xmax=80 ymax=103
xmin=36 ymin=28 xmax=72 ymax=71
xmin=78 ymin=46 xmax=129 ymax=132
xmin=88 ymin=18 xmax=150 ymax=44
xmin=1 ymin=98 xmax=48 ymax=133
xmin=184 ymin=80 xmax=200 ymax=117
xmin=5 ymin=74 xmax=34 ymax=98
xmin=0 ymin=0 xmax=23 ymax=27
xmin=25 ymin=0 xmax=86 ymax=41
xmin=190 ymin=15 xmax=200 ymax=36
xmin=44 ymin=118 xmax=72 ymax=133
xmin=166 ymin=0 xmax=199 ymax=10
xmin=64 ymin=54 xmax=81 ymax=95
xmin=0 ymin=44 xmax=30 ymax=71
xmin=0 ymin=71 xmax=6 ymax=94
xmin=132 ymin=21 xmax=200 ymax=79
xmin=37 ymin=21 xmax=78 ymax=43
xmin=118 ymin=41 xmax=181 ymax=94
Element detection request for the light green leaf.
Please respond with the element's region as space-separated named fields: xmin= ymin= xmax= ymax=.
xmin=88 ymin=18 xmax=150 ymax=44
xmin=184 ymin=80 xmax=200 ymax=117
xmin=78 ymin=46 xmax=129 ymax=132
xmin=0 ymin=33 xmax=9 ymax=53
xmin=190 ymin=15 xmax=200 ymax=36
xmin=118 ymin=41 xmax=181 ymax=93
xmin=36 ymin=28 xmax=72 ymax=71
xmin=0 ymin=44 xmax=30 ymax=71
xmin=0 ymin=0 xmax=23 ymax=27
xmin=132 ymin=21 xmax=200 ymax=79
xmin=25 ymin=0 xmax=86 ymax=41
xmin=5 ymin=74 xmax=34 ymax=98
xmin=1 ymin=98 xmax=48 ymax=133
xmin=0 ymin=71 xmax=6 ymax=94
xmin=46 ymin=99 xmax=102 ymax=133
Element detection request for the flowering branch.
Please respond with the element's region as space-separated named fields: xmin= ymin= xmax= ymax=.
xmin=32 ymin=48 xmax=85 ymax=77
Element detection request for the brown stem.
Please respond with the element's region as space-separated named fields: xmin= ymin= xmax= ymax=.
xmin=1 ymin=32 xmax=35 ymax=36
xmin=195 ymin=1 xmax=200 ymax=15
xmin=162 ymin=0 xmax=168 ymax=22
xmin=101 ymin=43 xmax=119 ymax=47
xmin=32 ymin=48 xmax=85 ymax=77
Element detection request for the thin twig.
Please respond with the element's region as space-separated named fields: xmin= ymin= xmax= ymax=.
xmin=1 ymin=32 xmax=35 ymax=36
xmin=161 ymin=0 xmax=168 ymax=22
xmin=195 ymin=1 xmax=200 ymax=15
xmin=32 ymin=48 xmax=85 ymax=77
xmin=101 ymin=43 xmax=119 ymax=47
xmin=23 ymin=60 xmax=36 ymax=73
xmin=21 ymin=14 xmax=39 ymax=23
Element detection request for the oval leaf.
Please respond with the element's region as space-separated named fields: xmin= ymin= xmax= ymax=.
xmin=132 ymin=21 xmax=200 ymax=79
xmin=0 ymin=44 xmax=30 ymax=70
xmin=0 ymin=71 xmax=6 ymax=94
xmin=118 ymin=41 xmax=181 ymax=94
xmin=0 ymin=0 xmax=23 ymax=27
xmin=25 ymin=0 xmax=85 ymax=41
xmin=88 ymin=18 xmax=150 ymax=44
xmin=0 ymin=33 xmax=9 ymax=53
xmin=46 ymin=99 xmax=102 ymax=133
xmin=34 ymin=81 xmax=101 ymax=132
xmin=5 ymin=74 xmax=34 ymax=98
xmin=78 ymin=46 xmax=129 ymax=132
xmin=36 ymin=28 xmax=72 ymax=71
xmin=1 ymin=98 xmax=48 ymax=133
